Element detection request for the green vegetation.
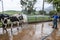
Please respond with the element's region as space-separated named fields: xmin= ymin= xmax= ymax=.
xmin=39 ymin=10 xmax=46 ymax=15
xmin=0 ymin=22 xmax=2 ymax=28
xmin=46 ymin=0 xmax=60 ymax=14
xmin=49 ymin=10 xmax=57 ymax=16
xmin=20 ymin=0 xmax=36 ymax=15
xmin=28 ymin=16 xmax=52 ymax=22
xmin=0 ymin=10 xmax=22 ymax=15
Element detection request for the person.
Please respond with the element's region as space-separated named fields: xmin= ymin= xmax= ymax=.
xmin=59 ymin=16 xmax=60 ymax=22
xmin=52 ymin=14 xmax=59 ymax=29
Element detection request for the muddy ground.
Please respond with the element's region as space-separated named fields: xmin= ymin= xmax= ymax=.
xmin=0 ymin=32 xmax=9 ymax=40
xmin=13 ymin=22 xmax=60 ymax=40
xmin=0 ymin=22 xmax=60 ymax=40
xmin=46 ymin=22 xmax=60 ymax=40
xmin=13 ymin=22 xmax=53 ymax=40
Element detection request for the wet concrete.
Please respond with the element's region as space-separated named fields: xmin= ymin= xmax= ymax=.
xmin=46 ymin=22 xmax=60 ymax=40
xmin=0 ymin=22 xmax=60 ymax=40
xmin=13 ymin=22 xmax=53 ymax=40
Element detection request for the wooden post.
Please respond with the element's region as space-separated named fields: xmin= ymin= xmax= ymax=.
xmin=1 ymin=0 xmax=4 ymax=14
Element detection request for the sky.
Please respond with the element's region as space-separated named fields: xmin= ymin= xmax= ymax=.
xmin=0 ymin=0 xmax=53 ymax=12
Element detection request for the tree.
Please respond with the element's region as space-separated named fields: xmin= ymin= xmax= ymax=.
xmin=49 ymin=10 xmax=57 ymax=16
xmin=39 ymin=10 xmax=46 ymax=15
xmin=46 ymin=0 xmax=60 ymax=12
xmin=46 ymin=0 xmax=60 ymax=21
xmin=20 ymin=0 xmax=36 ymax=15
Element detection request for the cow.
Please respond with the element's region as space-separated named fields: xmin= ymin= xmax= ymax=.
xmin=0 ymin=14 xmax=10 ymax=33
xmin=12 ymin=14 xmax=23 ymax=21
xmin=0 ymin=14 xmax=24 ymax=34
xmin=1 ymin=17 xmax=9 ymax=33
xmin=0 ymin=14 xmax=9 ymax=21
xmin=12 ymin=14 xmax=24 ymax=26
xmin=8 ymin=14 xmax=23 ymax=34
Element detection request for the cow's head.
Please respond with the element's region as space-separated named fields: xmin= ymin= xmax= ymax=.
xmin=18 ymin=15 xmax=23 ymax=20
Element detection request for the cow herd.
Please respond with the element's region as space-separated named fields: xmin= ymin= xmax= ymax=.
xmin=0 ymin=14 xmax=24 ymax=33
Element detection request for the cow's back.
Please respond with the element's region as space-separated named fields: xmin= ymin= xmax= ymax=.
xmin=9 ymin=16 xmax=19 ymax=22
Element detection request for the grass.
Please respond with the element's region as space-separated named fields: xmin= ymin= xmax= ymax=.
xmin=27 ymin=16 xmax=52 ymax=22
xmin=0 ymin=22 xmax=2 ymax=28
xmin=0 ymin=10 xmax=22 ymax=15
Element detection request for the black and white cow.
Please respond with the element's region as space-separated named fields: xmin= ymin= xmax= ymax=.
xmin=0 ymin=14 xmax=9 ymax=21
xmin=1 ymin=14 xmax=23 ymax=28
xmin=0 ymin=14 xmax=10 ymax=33
xmin=12 ymin=14 xmax=23 ymax=22
xmin=0 ymin=14 xmax=24 ymax=34
xmin=11 ymin=14 xmax=24 ymax=27
xmin=8 ymin=14 xmax=23 ymax=33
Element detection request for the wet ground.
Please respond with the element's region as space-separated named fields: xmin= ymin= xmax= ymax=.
xmin=0 ymin=22 xmax=60 ymax=40
xmin=0 ymin=32 xmax=9 ymax=40
xmin=46 ymin=22 xmax=60 ymax=40
xmin=13 ymin=22 xmax=53 ymax=40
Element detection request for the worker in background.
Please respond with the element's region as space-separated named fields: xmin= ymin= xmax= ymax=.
xmin=52 ymin=14 xmax=59 ymax=29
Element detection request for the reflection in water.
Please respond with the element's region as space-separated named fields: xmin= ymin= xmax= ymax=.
xmin=13 ymin=22 xmax=53 ymax=40
xmin=0 ymin=22 xmax=54 ymax=40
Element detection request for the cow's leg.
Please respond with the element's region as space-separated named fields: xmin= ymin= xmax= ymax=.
xmin=17 ymin=22 xmax=19 ymax=32
xmin=21 ymin=22 xmax=23 ymax=28
xmin=19 ymin=20 xmax=23 ymax=28
xmin=2 ymin=24 xmax=5 ymax=34
xmin=5 ymin=24 xmax=7 ymax=33
xmin=3 ymin=28 xmax=4 ymax=34
xmin=1 ymin=19 xmax=4 ymax=33
xmin=11 ymin=23 xmax=13 ymax=35
xmin=2 ymin=25 xmax=4 ymax=34
xmin=2 ymin=24 xmax=7 ymax=34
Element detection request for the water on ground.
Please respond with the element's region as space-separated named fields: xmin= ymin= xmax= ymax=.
xmin=0 ymin=22 xmax=60 ymax=40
